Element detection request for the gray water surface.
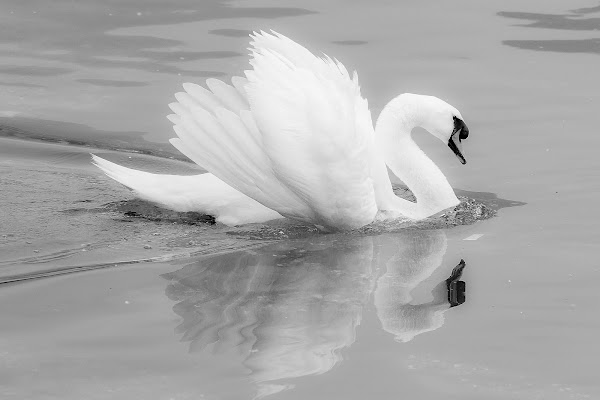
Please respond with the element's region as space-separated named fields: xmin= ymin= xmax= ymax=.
xmin=1 ymin=0 xmax=600 ymax=399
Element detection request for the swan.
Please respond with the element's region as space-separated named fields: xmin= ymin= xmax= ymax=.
xmin=92 ymin=31 xmax=470 ymax=231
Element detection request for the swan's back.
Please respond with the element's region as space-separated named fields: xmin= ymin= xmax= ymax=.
xmin=168 ymin=31 xmax=378 ymax=230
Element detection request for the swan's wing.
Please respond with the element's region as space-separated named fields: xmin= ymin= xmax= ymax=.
xmin=91 ymin=155 xmax=282 ymax=226
xmin=169 ymin=31 xmax=378 ymax=229
xmin=247 ymin=31 xmax=378 ymax=228
xmin=168 ymin=81 xmax=314 ymax=223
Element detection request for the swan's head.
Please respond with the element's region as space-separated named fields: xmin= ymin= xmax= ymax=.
xmin=418 ymin=96 xmax=469 ymax=165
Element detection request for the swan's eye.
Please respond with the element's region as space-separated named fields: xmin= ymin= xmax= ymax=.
xmin=453 ymin=116 xmax=469 ymax=141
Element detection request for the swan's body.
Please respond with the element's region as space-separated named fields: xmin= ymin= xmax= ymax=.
xmin=93 ymin=31 xmax=470 ymax=230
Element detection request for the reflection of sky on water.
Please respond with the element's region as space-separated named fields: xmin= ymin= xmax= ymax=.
xmin=209 ymin=28 xmax=254 ymax=38
xmin=0 ymin=0 xmax=316 ymax=139
xmin=504 ymin=38 xmax=600 ymax=55
xmin=0 ymin=65 xmax=71 ymax=76
xmin=332 ymin=40 xmax=368 ymax=46
xmin=499 ymin=8 xmax=600 ymax=31
xmin=0 ymin=0 xmax=314 ymax=78
xmin=163 ymin=232 xmax=464 ymax=399
xmin=499 ymin=3 xmax=600 ymax=54
xmin=77 ymin=78 xmax=149 ymax=87
xmin=0 ymin=81 xmax=44 ymax=88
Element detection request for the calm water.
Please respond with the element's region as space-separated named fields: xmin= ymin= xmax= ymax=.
xmin=1 ymin=0 xmax=600 ymax=399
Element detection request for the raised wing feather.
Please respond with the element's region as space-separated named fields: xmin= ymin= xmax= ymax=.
xmin=246 ymin=32 xmax=378 ymax=228
xmin=169 ymin=31 xmax=378 ymax=229
xmin=169 ymin=85 xmax=314 ymax=222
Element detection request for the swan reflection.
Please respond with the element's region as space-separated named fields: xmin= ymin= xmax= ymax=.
xmin=162 ymin=231 xmax=466 ymax=398
xmin=373 ymin=234 xmax=465 ymax=343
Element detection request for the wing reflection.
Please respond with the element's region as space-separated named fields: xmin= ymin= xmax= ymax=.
xmin=162 ymin=232 xmax=466 ymax=398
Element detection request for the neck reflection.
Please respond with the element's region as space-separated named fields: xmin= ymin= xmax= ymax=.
xmin=162 ymin=231 xmax=466 ymax=398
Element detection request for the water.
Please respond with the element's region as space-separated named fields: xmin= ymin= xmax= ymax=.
xmin=1 ymin=0 xmax=600 ymax=399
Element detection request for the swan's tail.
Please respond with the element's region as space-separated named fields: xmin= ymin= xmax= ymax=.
xmin=91 ymin=155 xmax=282 ymax=226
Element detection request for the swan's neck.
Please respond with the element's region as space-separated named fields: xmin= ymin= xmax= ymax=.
xmin=373 ymin=94 xmax=459 ymax=219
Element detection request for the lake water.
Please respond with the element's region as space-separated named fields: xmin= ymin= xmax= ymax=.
xmin=1 ymin=0 xmax=600 ymax=399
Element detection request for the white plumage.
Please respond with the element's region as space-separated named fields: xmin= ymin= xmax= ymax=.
xmin=91 ymin=155 xmax=281 ymax=226
xmin=93 ymin=31 xmax=469 ymax=230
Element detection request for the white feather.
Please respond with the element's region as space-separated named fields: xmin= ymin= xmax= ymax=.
xmin=91 ymin=155 xmax=282 ymax=226
xmin=164 ymin=31 xmax=378 ymax=228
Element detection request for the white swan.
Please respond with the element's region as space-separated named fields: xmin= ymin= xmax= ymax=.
xmin=92 ymin=31 xmax=470 ymax=230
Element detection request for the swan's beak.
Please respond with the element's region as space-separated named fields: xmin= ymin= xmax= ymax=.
xmin=448 ymin=118 xmax=468 ymax=165
xmin=448 ymin=133 xmax=466 ymax=164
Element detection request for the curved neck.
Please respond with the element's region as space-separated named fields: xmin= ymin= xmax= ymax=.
xmin=373 ymin=94 xmax=459 ymax=219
